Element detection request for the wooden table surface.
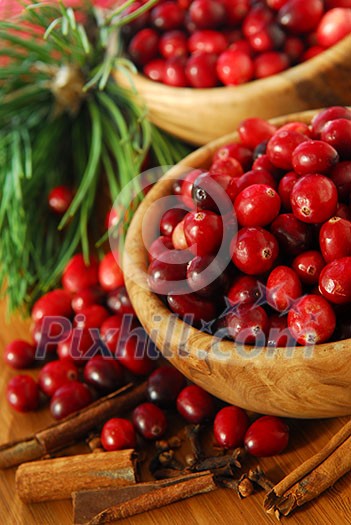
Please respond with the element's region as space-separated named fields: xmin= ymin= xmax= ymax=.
xmin=0 ymin=301 xmax=350 ymax=525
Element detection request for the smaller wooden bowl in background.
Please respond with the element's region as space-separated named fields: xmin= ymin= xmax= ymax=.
xmin=114 ymin=35 xmax=351 ymax=145
xmin=123 ymin=109 xmax=351 ymax=420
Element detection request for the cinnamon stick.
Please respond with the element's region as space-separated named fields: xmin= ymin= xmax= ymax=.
xmin=88 ymin=471 xmax=217 ymax=524
xmin=0 ymin=382 xmax=147 ymax=469
xmin=16 ymin=450 xmax=136 ymax=503
xmin=264 ymin=419 xmax=351 ymax=518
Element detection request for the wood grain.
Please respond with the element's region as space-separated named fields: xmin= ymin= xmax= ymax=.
xmin=124 ymin=109 xmax=351 ymax=419
xmin=114 ymin=36 xmax=351 ymax=145
xmin=0 ymin=301 xmax=351 ymax=524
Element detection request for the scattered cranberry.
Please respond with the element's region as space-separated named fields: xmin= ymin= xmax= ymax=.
xmin=177 ymin=385 xmax=215 ymax=423
xmin=39 ymin=360 xmax=78 ymax=397
xmin=62 ymin=254 xmax=99 ymax=293
xmin=4 ymin=340 xmax=36 ymax=369
xmin=214 ymin=406 xmax=250 ymax=449
xmin=84 ymin=356 xmax=124 ymax=392
xmin=116 ymin=336 xmax=154 ymax=376
xmin=132 ymin=402 xmax=167 ymax=439
xmin=147 ymin=366 xmax=186 ymax=407
xmin=48 ymin=185 xmax=74 ymax=215
xmin=101 ymin=418 xmax=136 ymax=451
xmin=50 ymin=381 xmax=92 ymax=419
xmin=32 ymin=289 xmax=73 ymax=322
xmin=6 ymin=375 xmax=40 ymax=412
xmin=244 ymin=416 xmax=289 ymax=457
xmin=71 ymin=287 xmax=104 ymax=314
xmin=106 ymin=286 xmax=136 ymax=316
xmin=98 ymin=252 xmax=124 ymax=292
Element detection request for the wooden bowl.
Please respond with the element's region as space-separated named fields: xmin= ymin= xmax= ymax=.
xmin=123 ymin=108 xmax=351 ymax=419
xmin=114 ymin=35 xmax=351 ymax=145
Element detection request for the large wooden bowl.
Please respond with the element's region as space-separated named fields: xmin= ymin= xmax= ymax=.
xmin=114 ymin=35 xmax=351 ymax=145
xmin=123 ymin=109 xmax=351 ymax=419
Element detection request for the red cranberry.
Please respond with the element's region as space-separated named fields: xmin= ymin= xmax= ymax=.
xmin=302 ymin=45 xmax=324 ymax=61
xmin=7 ymin=375 xmax=40 ymax=412
xmin=319 ymin=217 xmax=351 ymax=263
xmin=4 ymin=340 xmax=36 ymax=369
xmin=288 ymin=294 xmax=336 ymax=344
xmin=48 ymin=185 xmax=74 ymax=215
xmin=32 ymin=317 xmax=69 ymax=355
xmin=106 ymin=286 xmax=136 ymax=316
xmin=266 ymin=266 xmax=302 ymax=312
xmin=311 ymin=106 xmax=351 ymax=137
xmin=50 ymin=381 xmax=92 ymax=419
xmin=270 ymin=213 xmax=313 ymax=256
xmin=100 ymin=315 xmax=126 ymax=353
xmin=216 ymin=49 xmax=254 ymax=86
xmin=151 ymin=2 xmax=185 ymax=31
xmin=116 ymin=336 xmax=154 ymax=375
xmin=320 ymin=119 xmax=351 ymax=159
xmin=277 ymin=0 xmax=323 ymax=34
xmin=186 ymin=254 xmax=230 ymax=297
xmin=210 ymin=157 xmax=244 ymax=178
xmin=231 ymin=226 xmax=279 ymax=275
xmin=98 ymin=252 xmax=124 ymax=292
xmin=189 ymin=0 xmax=226 ymax=29
xmin=144 ymin=59 xmax=166 ymax=81
xmin=74 ymin=305 xmax=109 ymax=330
xmin=177 ymin=385 xmax=215 ymax=423
xmin=57 ymin=328 xmax=94 ymax=365
xmin=132 ymin=402 xmax=167 ymax=439
xmin=62 ymin=254 xmax=99 ymax=293
xmin=188 ymin=30 xmax=227 ymax=54
xmin=248 ymin=24 xmax=285 ymax=53
xmin=227 ymin=275 xmax=260 ymax=306
xmin=180 ymin=169 xmax=203 ymax=208
xmin=84 ymin=356 xmax=124 ymax=393
xmin=235 ymin=170 xmax=277 ymax=195
xmin=186 ymin=52 xmax=218 ymax=88
xmin=32 ymin=289 xmax=73 ymax=322
xmin=330 ymin=162 xmax=351 ymax=202
xmin=192 ymin=172 xmax=235 ymax=212
xmin=268 ymin=314 xmax=295 ymax=347
xmin=148 ymin=236 xmax=174 ymax=262
xmin=279 ymin=121 xmax=312 ymax=137
xmin=292 ymin=250 xmax=325 ymax=285
xmin=267 ymin=0 xmax=290 ymax=9
xmin=229 ymin=38 xmax=253 ymax=55
xmin=213 ymin=143 xmax=253 ymax=172
xmin=71 ymin=287 xmax=104 ymax=314
xmin=167 ymin=291 xmax=218 ymax=325
xmin=319 ymin=257 xmax=351 ymax=304
xmin=147 ymin=366 xmax=186 ymax=407
xmin=242 ymin=4 xmax=274 ymax=38
xmin=148 ymin=249 xmax=190 ymax=294
xmin=292 ymin=140 xmax=339 ymax=176
xmin=238 ymin=118 xmax=277 ymax=149
xmin=184 ymin=210 xmax=223 ymax=256
xmin=163 ymin=56 xmax=188 ymax=86
xmin=159 ymin=30 xmax=188 ymax=58
xmin=214 ymin=406 xmax=249 ymax=449
xmin=283 ymin=36 xmax=305 ymax=62
xmin=244 ymin=416 xmax=289 ymax=457
xmin=317 ymin=8 xmax=351 ymax=48
xmin=224 ymin=304 xmax=269 ymax=344
xmin=277 ymin=172 xmax=297 ymax=211
xmin=254 ymin=51 xmax=289 ymax=78
xmin=234 ymin=184 xmax=281 ymax=227
xmin=267 ymin=130 xmax=309 ymax=170
xmin=39 ymin=360 xmax=78 ymax=397
xmin=128 ymin=28 xmax=159 ymax=66
xmin=222 ymin=0 xmax=250 ymax=25
xmin=101 ymin=418 xmax=136 ymax=451
xmin=290 ymin=174 xmax=338 ymax=224
xmin=252 ymin=155 xmax=283 ymax=179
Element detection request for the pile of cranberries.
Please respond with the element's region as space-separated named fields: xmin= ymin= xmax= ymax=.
xmin=148 ymin=106 xmax=351 ymax=346
xmin=3 ymin=249 xmax=289 ymax=458
xmin=122 ymin=0 xmax=351 ymax=87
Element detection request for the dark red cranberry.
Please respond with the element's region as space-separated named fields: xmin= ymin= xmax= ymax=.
xmin=210 ymin=157 xmax=244 ymax=178
xmin=186 ymin=52 xmax=218 ymax=88
xmin=238 ymin=118 xmax=277 ymax=149
xmin=254 ymin=51 xmax=290 ymax=78
xmin=278 ymin=171 xmax=298 ymax=210
xmin=151 ymin=2 xmax=185 ymax=31
xmin=50 ymin=381 xmax=92 ymax=419
xmin=224 ymin=304 xmax=269 ymax=344
xmin=32 ymin=317 xmax=69 ymax=355
xmin=292 ymin=140 xmax=339 ymax=176
xmin=189 ymin=0 xmax=226 ymax=29
xmin=267 ymin=314 xmax=295 ymax=347
xmin=84 ymin=356 xmax=124 ymax=393
xmin=235 ymin=170 xmax=277 ymax=196
xmin=74 ymin=305 xmax=109 ymax=330
xmin=147 ymin=366 xmax=186 ymax=407
xmin=242 ymin=4 xmax=274 ymax=38
xmin=267 ymin=130 xmax=309 ymax=170
xmin=316 ymin=7 xmax=351 ymax=48
xmin=335 ymin=202 xmax=351 ymax=220
xmin=319 ymin=257 xmax=351 ymax=304
xmin=283 ymin=36 xmax=305 ymax=62
xmin=98 ymin=251 xmax=124 ymax=292
xmin=288 ymin=294 xmax=336 ymax=344
xmin=106 ymin=286 xmax=136 ymax=316
xmin=121 ymin=1 xmax=150 ymax=36
xmin=32 ymin=289 xmax=73 ymax=322
xmin=234 ymin=184 xmax=281 ymax=227
xmin=176 ymin=385 xmax=215 ymax=423
xmin=100 ymin=315 xmax=127 ymax=353
xmin=270 ymin=213 xmax=313 ymax=256
xmin=231 ymin=226 xmax=279 ymax=275
xmin=330 ymin=162 xmax=351 ymax=202
xmin=184 ymin=210 xmax=223 ymax=256
xmin=213 ymin=143 xmax=253 ymax=172
xmin=188 ymin=30 xmax=227 ymax=54
xmin=101 ymin=418 xmax=136 ymax=451
xmin=311 ymin=106 xmax=351 ymax=137
xmin=116 ymin=336 xmax=154 ymax=375
xmin=163 ymin=56 xmax=188 ymax=86
xmin=244 ymin=416 xmax=289 ymax=457
xmin=128 ymin=28 xmax=159 ymax=66
xmin=217 ymin=49 xmax=254 ymax=85
xmin=186 ymin=254 xmax=230 ymax=297
xmin=6 ymin=375 xmax=40 ymax=412
xmin=39 ymin=360 xmax=78 ymax=397
xmin=4 ymin=340 xmax=36 ymax=369
xmin=266 ymin=266 xmax=302 ymax=312
xmin=292 ymin=250 xmax=325 ymax=285
xmin=248 ymin=24 xmax=285 ymax=52
xmin=214 ymin=406 xmax=250 ymax=449
xmin=167 ymin=291 xmax=218 ymax=325
xmin=277 ymin=0 xmax=323 ymax=34
xmin=180 ymin=169 xmax=203 ymax=208
xmin=223 ymin=0 xmax=250 ymax=25
xmin=227 ymin=275 xmax=260 ymax=306
xmin=57 ymin=328 xmax=95 ymax=365
xmin=144 ymin=59 xmax=166 ymax=82
xmin=148 ymin=236 xmax=174 ymax=262
xmin=320 ymin=119 xmax=351 ymax=159
xmin=148 ymin=249 xmax=191 ymax=295
xmin=62 ymin=254 xmax=99 ymax=293
xmin=159 ymin=30 xmax=188 ymax=58
xmin=252 ymin=155 xmax=283 ymax=179
xmin=48 ymin=185 xmax=74 ymax=215
xmin=71 ymin=287 xmax=104 ymax=314
xmin=319 ymin=217 xmax=351 ymax=263
xmin=229 ymin=38 xmax=253 ymax=55
xmin=290 ymin=174 xmax=338 ymax=224
xmin=191 ymin=172 xmax=234 ymax=212
xmin=132 ymin=402 xmax=167 ymax=439
xmin=302 ymin=45 xmax=325 ymax=61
